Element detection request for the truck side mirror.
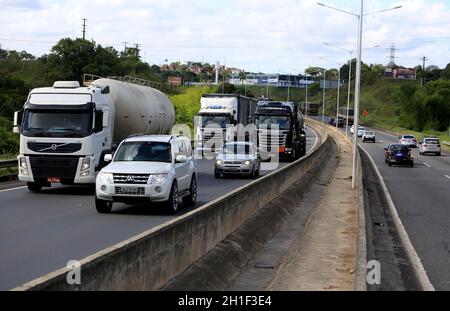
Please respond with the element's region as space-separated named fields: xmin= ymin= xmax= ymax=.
xmin=104 ymin=154 xmax=113 ymax=162
xmin=13 ymin=111 xmax=21 ymax=134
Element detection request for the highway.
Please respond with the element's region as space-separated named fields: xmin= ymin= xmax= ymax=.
xmin=358 ymin=129 xmax=450 ymax=290
xmin=0 ymin=127 xmax=318 ymax=290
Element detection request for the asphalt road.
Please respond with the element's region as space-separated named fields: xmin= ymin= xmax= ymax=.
xmin=357 ymin=129 xmax=450 ymax=290
xmin=0 ymin=127 xmax=318 ymax=290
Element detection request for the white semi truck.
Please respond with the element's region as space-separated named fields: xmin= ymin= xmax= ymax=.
xmin=13 ymin=74 xmax=175 ymax=192
xmin=195 ymin=94 xmax=258 ymax=154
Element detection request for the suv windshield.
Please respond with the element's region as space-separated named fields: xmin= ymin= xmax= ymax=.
xmin=114 ymin=142 xmax=172 ymax=163
xmin=222 ymin=144 xmax=253 ymax=155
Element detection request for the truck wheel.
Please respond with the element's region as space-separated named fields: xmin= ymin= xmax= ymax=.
xmin=27 ymin=182 xmax=43 ymax=192
xmin=166 ymin=181 xmax=179 ymax=214
xmin=182 ymin=175 xmax=197 ymax=207
xmin=95 ymin=197 xmax=113 ymax=214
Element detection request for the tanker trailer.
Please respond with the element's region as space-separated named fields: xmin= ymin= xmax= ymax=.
xmin=13 ymin=75 xmax=175 ymax=192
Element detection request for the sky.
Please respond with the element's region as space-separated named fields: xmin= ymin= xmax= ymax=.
xmin=1 ymin=0 xmax=450 ymax=73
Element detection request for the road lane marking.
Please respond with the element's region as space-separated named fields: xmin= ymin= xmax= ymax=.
xmin=445 ymin=175 xmax=450 ymax=180
xmin=0 ymin=186 xmax=27 ymax=193
xmin=423 ymin=163 xmax=432 ymax=168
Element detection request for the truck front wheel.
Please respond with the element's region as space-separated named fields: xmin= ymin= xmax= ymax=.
xmin=95 ymin=197 xmax=113 ymax=214
xmin=27 ymin=182 xmax=43 ymax=193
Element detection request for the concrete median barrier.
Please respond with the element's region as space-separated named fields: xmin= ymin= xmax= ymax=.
xmin=14 ymin=122 xmax=329 ymax=291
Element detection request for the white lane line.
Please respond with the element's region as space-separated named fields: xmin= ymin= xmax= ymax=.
xmin=359 ymin=144 xmax=435 ymax=291
xmin=0 ymin=186 xmax=27 ymax=193
xmin=308 ymin=127 xmax=319 ymax=153
xmin=423 ymin=163 xmax=432 ymax=168
xmin=445 ymin=175 xmax=450 ymax=180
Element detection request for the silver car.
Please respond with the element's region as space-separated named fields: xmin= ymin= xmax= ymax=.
xmin=399 ymin=134 xmax=418 ymax=148
xmin=215 ymin=142 xmax=261 ymax=178
xmin=419 ymin=137 xmax=441 ymax=156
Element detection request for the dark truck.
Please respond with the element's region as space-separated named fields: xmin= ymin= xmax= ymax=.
xmin=300 ymin=102 xmax=321 ymax=116
xmin=254 ymin=101 xmax=307 ymax=161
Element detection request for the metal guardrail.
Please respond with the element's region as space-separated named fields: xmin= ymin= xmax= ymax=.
xmin=0 ymin=160 xmax=16 ymax=169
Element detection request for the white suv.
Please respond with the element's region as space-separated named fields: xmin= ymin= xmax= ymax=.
xmin=95 ymin=135 xmax=198 ymax=214
xmin=419 ymin=137 xmax=441 ymax=156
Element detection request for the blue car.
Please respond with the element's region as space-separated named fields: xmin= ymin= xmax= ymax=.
xmin=384 ymin=144 xmax=414 ymax=167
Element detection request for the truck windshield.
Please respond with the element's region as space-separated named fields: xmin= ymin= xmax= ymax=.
xmin=255 ymin=116 xmax=290 ymax=130
xmin=22 ymin=110 xmax=92 ymax=138
xmin=114 ymin=142 xmax=172 ymax=163
xmin=201 ymin=115 xmax=230 ymax=128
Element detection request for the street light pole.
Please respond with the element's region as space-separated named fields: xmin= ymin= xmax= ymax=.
xmin=352 ymin=0 xmax=364 ymax=189
xmin=336 ymin=65 xmax=341 ymax=131
xmin=322 ymin=69 xmax=326 ymax=124
xmin=305 ymin=73 xmax=309 ymax=118
xmin=346 ymin=53 xmax=353 ymax=135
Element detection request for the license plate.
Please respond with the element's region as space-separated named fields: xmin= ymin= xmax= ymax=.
xmin=122 ymin=187 xmax=138 ymax=193
xmin=396 ymin=153 xmax=404 ymax=157
xmin=47 ymin=177 xmax=61 ymax=183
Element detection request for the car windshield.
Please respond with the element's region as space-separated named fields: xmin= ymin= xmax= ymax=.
xmin=359 ymin=127 xmax=366 ymax=131
xmin=222 ymin=144 xmax=253 ymax=155
xmin=114 ymin=142 xmax=172 ymax=163
xmin=424 ymin=139 xmax=439 ymax=144
xmin=22 ymin=110 xmax=92 ymax=138
xmin=255 ymin=116 xmax=290 ymax=130
xmin=390 ymin=145 xmax=409 ymax=152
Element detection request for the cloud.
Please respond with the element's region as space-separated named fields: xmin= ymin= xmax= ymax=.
xmin=1 ymin=0 xmax=450 ymax=72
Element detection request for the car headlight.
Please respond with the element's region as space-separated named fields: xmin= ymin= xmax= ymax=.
xmin=97 ymin=172 xmax=113 ymax=185
xmin=244 ymin=160 xmax=251 ymax=166
xmin=216 ymin=160 xmax=223 ymax=166
xmin=147 ymin=173 xmax=168 ymax=185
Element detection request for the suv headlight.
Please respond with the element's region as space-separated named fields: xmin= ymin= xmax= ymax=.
xmin=97 ymin=172 xmax=113 ymax=185
xmin=216 ymin=160 xmax=224 ymax=166
xmin=147 ymin=173 xmax=168 ymax=185
xmin=244 ymin=160 xmax=251 ymax=166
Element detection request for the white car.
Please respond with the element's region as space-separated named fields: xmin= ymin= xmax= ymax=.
xmin=350 ymin=124 xmax=364 ymax=135
xmin=419 ymin=137 xmax=441 ymax=156
xmin=95 ymin=135 xmax=198 ymax=214
xmin=357 ymin=127 xmax=366 ymax=137
xmin=399 ymin=134 xmax=418 ymax=148
xmin=215 ymin=142 xmax=261 ymax=178
xmin=362 ymin=130 xmax=376 ymax=143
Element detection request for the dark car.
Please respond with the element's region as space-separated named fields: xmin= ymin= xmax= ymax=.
xmin=328 ymin=117 xmax=345 ymax=128
xmin=384 ymin=144 xmax=414 ymax=167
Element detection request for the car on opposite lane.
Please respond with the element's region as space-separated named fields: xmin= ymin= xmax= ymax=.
xmin=215 ymin=141 xmax=261 ymax=179
xmin=419 ymin=137 xmax=442 ymax=156
xmin=384 ymin=144 xmax=414 ymax=167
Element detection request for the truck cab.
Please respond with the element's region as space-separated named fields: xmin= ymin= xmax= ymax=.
xmin=254 ymin=101 xmax=306 ymax=161
xmin=14 ymin=81 xmax=113 ymax=192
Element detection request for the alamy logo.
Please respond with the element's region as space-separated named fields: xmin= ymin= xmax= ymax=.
xmin=366 ymin=260 xmax=381 ymax=285
xmin=66 ymin=260 xmax=81 ymax=285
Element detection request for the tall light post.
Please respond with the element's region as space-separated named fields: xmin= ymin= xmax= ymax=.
xmin=305 ymin=72 xmax=309 ymax=117
xmin=323 ymin=42 xmax=380 ymax=135
xmin=322 ymin=69 xmax=326 ymax=124
xmin=317 ymin=1 xmax=402 ymax=189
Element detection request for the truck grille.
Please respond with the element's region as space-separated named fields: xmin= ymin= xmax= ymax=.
xmin=113 ymin=174 xmax=150 ymax=184
xmin=28 ymin=142 xmax=82 ymax=153
xmin=202 ymin=129 xmax=225 ymax=149
xmin=115 ymin=186 xmax=145 ymax=195
xmin=29 ymin=156 xmax=79 ymax=180
xmin=258 ymin=130 xmax=288 ymax=150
